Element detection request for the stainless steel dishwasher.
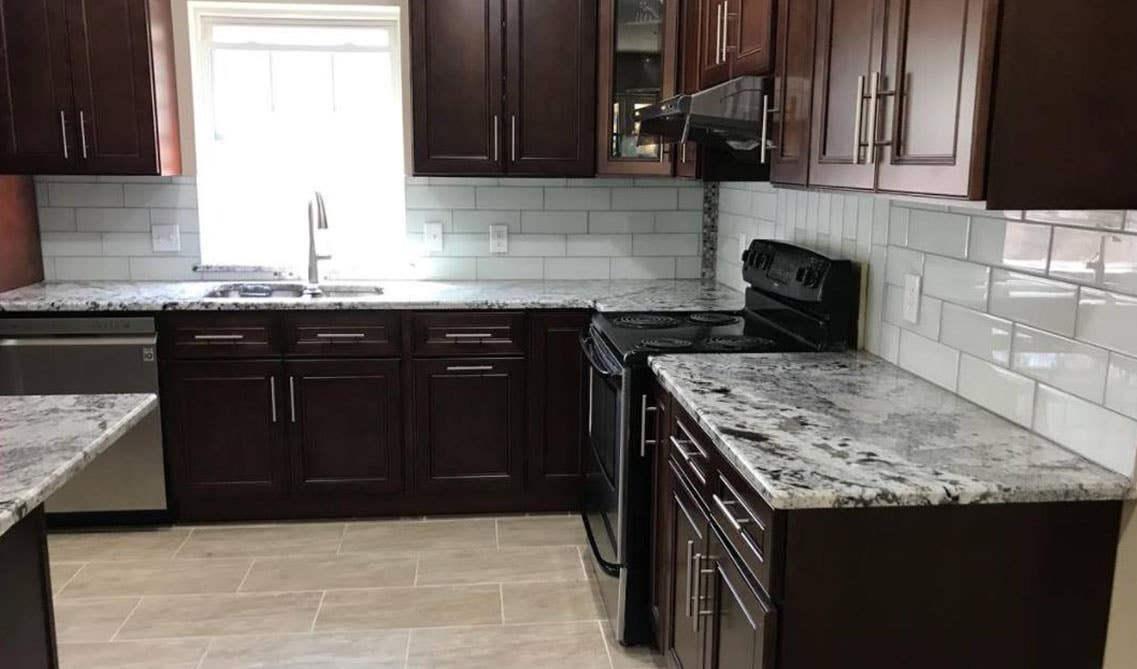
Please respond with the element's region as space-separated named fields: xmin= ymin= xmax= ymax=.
xmin=0 ymin=317 xmax=168 ymax=520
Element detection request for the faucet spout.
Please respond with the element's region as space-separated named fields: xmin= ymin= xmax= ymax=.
xmin=307 ymin=192 xmax=331 ymax=294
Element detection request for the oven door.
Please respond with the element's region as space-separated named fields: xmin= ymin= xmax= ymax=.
xmin=580 ymin=329 xmax=630 ymax=634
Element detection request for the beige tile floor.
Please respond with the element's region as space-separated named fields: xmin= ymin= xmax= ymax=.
xmin=48 ymin=514 xmax=667 ymax=668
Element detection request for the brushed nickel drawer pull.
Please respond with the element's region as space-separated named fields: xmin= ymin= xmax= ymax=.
xmin=59 ymin=110 xmax=69 ymax=159
xmin=269 ymin=376 xmax=277 ymax=423
xmin=713 ymin=493 xmax=752 ymax=532
xmin=852 ymin=74 xmax=866 ymax=165
xmin=194 ymin=334 xmax=244 ymax=341
xmin=79 ymin=110 xmax=89 ymax=159
xmin=289 ymin=376 xmax=296 ymax=423
xmin=444 ymin=332 xmax=494 ymax=339
xmin=685 ymin=541 xmax=696 ymax=617
xmin=446 ymin=365 xmax=493 ymax=372
xmin=315 ymin=332 xmax=366 ymax=339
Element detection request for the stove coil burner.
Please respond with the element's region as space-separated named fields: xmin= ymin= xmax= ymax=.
xmin=688 ymin=312 xmax=742 ymax=326
xmin=613 ymin=314 xmax=681 ymax=329
xmin=639 ymin=337 xmax=694 ymax=351
xmin=702 ymin=335 xmax=777 ymax=352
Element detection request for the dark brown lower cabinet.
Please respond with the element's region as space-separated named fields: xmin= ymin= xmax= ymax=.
xmin=705 ymin=527 xmax=776 ymax=669
xmin=413 ymin=357 xmax=526 ymax=495
xmin=163 ymin=360 xmax=287 ymax=502
xmin=667 ymin=460 xmax=709 ymax=669
xmin=0 ymin=507 xmax=57 ymax=669
xmin=286 ymin=359 xmax=402 ymax=496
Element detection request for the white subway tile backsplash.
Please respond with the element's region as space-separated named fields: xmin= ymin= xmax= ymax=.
xmin=632 ymin=234 xmax=699 ymax=257
xmin=128 ymin=256 xmax=199 ymax=280
xmin=939 ymin=303 xmax=1012 ymax=365
xmin=1011 ymin=325 xmax=1109 ymax=402
xmin=520 ymin=211 xmax=588 ymax=234
xmin=499 ymin=177 xmax=565 ymax=187
xmin=566 ymin=234 xmax=632 ymax=257
xmin=989 ymin=269 xmax=1078 ymax=335
xmin=842 ymin=196 xmax=859 ymax=240
xmin=922 ymin=256 xmax=989 ymax=309
xmin=474 ymin=257 xmax=544 ymax=280
xmin=1033 ymin=384 xmax=1137 ymax=477
xmin=888 ymin=206 xmax=909 ymax=246
xmin=123 ymin=184 xmax=196 ymax=208
xmin=1106 ymin=353 xmax=1137 ymax=420
xmin=40 ymin=233 xmax=103 ymax=256
xmin=719 ymin=187 xmax=752 ymax=216
xmin=54 ymin=257 xmax=130 ymax=281
xmin=37 ymin=208 xmax=76 ymax=232
xmin=676 ymin=256 xmax=702 ymax=279
xmin=884 ymin=246 xmax=925 ymax=286
xmin=907 ymin=209 xmax=970 ymax=258
xmin=957 ymin=355 xmax=1036 ymax=427
xmin=506 ymin=234 xmax=568 ymax=257
xmin=1049 ymin=226 xmax=1105 ymax=286
xmin=754 ymin=192 xmax=778 ymax=221
xmin=653 ymin=210 xmax=702 ymax=233
xmin=452 ymin=210 xmax=519 ymax=233
xmin=544 ymin=187 xmax=610 ymax=210
xmin=611 ymin=256 xmax=676 ymax=279
xmin=968 ymin=219 xmax=1050 ymax=273
xmin=613 ymin=187 xmax=678 ymax=211
xmin=406 ymin=209 xmax=455 ymax=233
xmin=544 ymin=257 xmax=611 ymax=280
xmin=406 ymin=185 xmax=476 ymax=210
xmin=48 ymin=183 xmax=123 ymax=207
xmin=588 ymin=211 xmax=654 ymax=234
xmin=897 ymin=329 xmax=960 ymax=390
xmin=1103 ymin=232 xmax=1137 ymax=295
xmin=475 ymin=187 xmax=543 ymax=210
xmin=1025 ymin=210 xmax=1125 ymax=230
xmin=884 ymin=284 xmax=942 ymax=340
xmin=75 ymin=208 xmax=151 ymax=233
xmin=1076 ymin=287 xmax=1137 ymax=358
xmin=101 ymin=233 xmax=157 ymax=256
xmin=407 ymin=257 xmax=477 ymax=280
xmin=880 ymin=322 xmax=901 ymax=363
xmin=149 ymin=208 xmax=199 ymax=232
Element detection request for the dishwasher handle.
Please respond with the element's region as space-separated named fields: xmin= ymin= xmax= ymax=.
xmin=0 ymin=335 xmax=157 ymax=347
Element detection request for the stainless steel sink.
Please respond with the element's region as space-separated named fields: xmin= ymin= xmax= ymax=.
xmin=204 ymin=283 xmax=384 ymax=299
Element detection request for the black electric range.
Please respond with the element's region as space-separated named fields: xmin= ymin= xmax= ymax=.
xmin=581 ymin=240 xmax=861 ymax=646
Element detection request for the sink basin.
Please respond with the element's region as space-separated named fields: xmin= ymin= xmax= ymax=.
xmin=204 ymin=283 xmax=384 ymax=299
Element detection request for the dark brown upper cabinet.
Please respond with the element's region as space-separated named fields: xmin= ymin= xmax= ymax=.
xmin=0 ymin=0 xmax=180 ymax=175
xmin=411 ymin=0 xmax=596 ymax=177
xmin=596 ymin=0 xmax=680 ymax=176
xmin=802 ymin=0 xmax=1137 ymax=208
xmin=695 ymin=0 xmax=774 ymax=90
xmin=768 ymin=0 xmax=817 ymax=186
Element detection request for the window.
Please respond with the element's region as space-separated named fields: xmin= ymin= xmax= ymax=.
xmin=190 ymin=4 xmax=405 ymax=278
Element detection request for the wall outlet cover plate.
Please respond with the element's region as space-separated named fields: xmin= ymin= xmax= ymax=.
xmin=151 ymin=224 xmax=181 ymax=253
xmin=903 ymin=274 xmax=922 ymax=324
xmin=423 ymin=222 xmax=444 ymax=253
xmin=489 ymin=224 xmax=509 ymax=255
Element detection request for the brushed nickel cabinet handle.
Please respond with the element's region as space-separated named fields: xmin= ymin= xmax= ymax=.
xmin=289 ymin=376 xmax=296 ymax=423
xmin=269 ymin=376 xmax=278 ymax=423
xmin=446 ymin=365 xmax=493 ymax=372
xmin=761 ymin=94 xmax=770 ymax=164
xmin=511 ymin=115 xmax=517 ymax=162
xmin=79 ymin=110 xmax=89 ymax=159
xmin=715 ymin=3 xmax=724 ymax=65
xmin=712 ymin=493 xmax=752 ymax=532
xmin=695 ymin=554 xmax=717 ymax=631
xmin=685 ymin=540 xmax=695 ymax=617
xmin=852 ymin=74 xmax=866 ymax=165
xmin=445 ymin=332 xmax=493 ymax=339
xmin=867 ymin=71 xmax=880 ymax=165
xmin=315 ymin=332 xmax=366 ymax=339
xmin=59 ymin=110 xmax=69 ymax=159
xmin=494 ymin=114 xmax=500 ymax=162
xmin=194 ymin=334 xmax=244 ymax=341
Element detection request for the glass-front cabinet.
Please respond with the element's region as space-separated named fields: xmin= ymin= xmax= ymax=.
xmin=597 ymin=0 xmax=680 ymax=175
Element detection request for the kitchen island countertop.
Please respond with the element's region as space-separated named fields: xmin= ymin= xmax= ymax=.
xmin=650 ymin=352 xmax=1134 ymax=510
xmin=0 ymin=394 xmax=158 ymax=536
xmin=0 ymin=279 xmax=744 ymax=313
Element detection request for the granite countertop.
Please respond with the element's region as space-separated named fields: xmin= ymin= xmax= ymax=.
xmin=0 ymin=394 xmax=157 ymax=536
xmin=0 ymin=280 xmax=744 ymax=313
xmin=650 ymin=352 xmax=1134 ymax=510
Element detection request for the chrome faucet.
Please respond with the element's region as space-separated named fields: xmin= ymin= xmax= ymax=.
xmin=306 ymin=192 xmax=330 ymax=296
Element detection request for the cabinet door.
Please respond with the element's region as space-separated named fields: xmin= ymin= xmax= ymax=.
xmin=63 ymin=0 xmax=162 ymax=174
xmin=698 ymin=0 xmax=731 ymax=88
xmin=874 ymin=0 xmax=994 ymax=197
xmin=706 ymin=529 xmax=777 ymax=669
xmin=164 ymin=361 xmax=286 ymax=501
xmin=727 ymin=0 xmax=774 ymax=77
xmin=667 ymin=461 xmax=710 ymax=669
xmin=527 ymin=312 xmax=589 ymax=507
xmin=596 ymin=0 xmax=678 ymax=176
xmin=505 ymin=0 xmax=596 ymax=176
xmin=0 ymin=0 xmax=75 ymax=174
xmin=411 ymin=0 xmax=503 ymax=174
xmin=769 ymin=0 xmax=818 ymax=185
xmin=286 ymin=360 xmax=403 ymax=496
xmin=808 ymin=0 xmax=882 ymax=190
xmin=413 ymin=358 xmax=526 ymax=494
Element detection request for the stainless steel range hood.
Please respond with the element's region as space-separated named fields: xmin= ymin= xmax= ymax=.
xmin=634 ymin=76 xmax=772 ymax=158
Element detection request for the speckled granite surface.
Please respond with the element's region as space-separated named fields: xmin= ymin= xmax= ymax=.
xmin=650 ymin=352 xmax=1134 ymax=510
xmin=0 ymin=280 xmax=743 ymax=313
xmin=0 ymin=394 xmax=157 ymax=536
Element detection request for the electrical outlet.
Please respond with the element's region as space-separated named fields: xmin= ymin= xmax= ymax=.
xmin=423 ymin=222 xmax=444 ymax=253
xmin=489 ymin=224 xmax=509 ymax=255
xmin=151 ymin=224 xmax=181 ymax=253
xmin=903 ymin=274 xmax=922 ymax=324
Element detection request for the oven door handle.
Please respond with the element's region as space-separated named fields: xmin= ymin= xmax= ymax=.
xmin=579 ymin=330 xmax=622 ymax=378
xmin=580 ymin=512 xmax=622 ymax=577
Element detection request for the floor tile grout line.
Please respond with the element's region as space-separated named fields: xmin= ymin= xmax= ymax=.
xmin=403 ymin=628 xmax=414 ymax=669
xmin=498 ymin=583 xmax=506 ymax=625
xmin=599 ymin=620 xmax=616 ymax=669
xmin=309 ymin=590 xmax=327 ymax=633
xmin=170 ymin=527 xmax=195 ymax=560
xmin=192 ymin=637 xmax=214 ymax=669
xmin=106 ymin=595 xmax=145 ymax=642
xmin=494 ymin=518 xmax=500 ymax=549
xmin=234 ymin=558 xmax=257 ymax=594
xmin=52 ymin=561 xmax=88 ymax=596
xmin=412 ymin=556 xmax=420 ymax=587
xmin=334 ymin=522 xmax=348 ymax=555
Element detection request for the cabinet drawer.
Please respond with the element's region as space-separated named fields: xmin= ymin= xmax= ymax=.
xmin=162 ymin=313 xmax=281 ymax=359
xmin=283 ymin=312 xmax=401 ymax=357
xmin=711 ymin=463 xmax=779 ymax=598
xmin=669 ymin=405 xmax=712 ymax=495
xmin=411 ymin=312 xmax=526 ymax=357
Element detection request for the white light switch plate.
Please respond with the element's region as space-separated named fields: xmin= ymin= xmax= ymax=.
xmin=423 ymin=222 xmax=444 ymax=253
xmin=489 ymin=224 xmax=509 ymax=255
xmin=903 ymin=274 xmax=922 ymax=324
xmin=151 ymin=224 xmax=181 ymax=253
